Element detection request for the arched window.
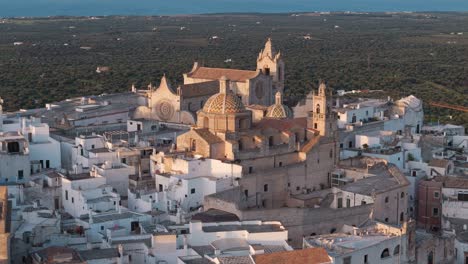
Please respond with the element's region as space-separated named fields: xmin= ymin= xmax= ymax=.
xmin=381 ymin=248 xmax=390 ymax=258
xmin=316 ymin=104 xmax=321 ymax=114
xmin=314 ymin=123 xmax=318 ymax=129
xmin=264 ymin=67 xmax=270 ymax=76
xmin=428 ymin=251 xmax=433 ymax=264
xmin=269 ymin=136 xmax=274 ymax=147
xmin=352 ymin=113 xmax=357 ymax=123
xmin=393 ymin=245 xmax=400 ymax=255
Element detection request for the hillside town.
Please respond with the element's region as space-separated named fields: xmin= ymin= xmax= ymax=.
xmin=0 ymin=39 xmax=467 ymax=264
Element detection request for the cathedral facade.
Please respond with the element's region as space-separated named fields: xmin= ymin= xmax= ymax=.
xmin=134 ymin=39 xmax=285 ymax=125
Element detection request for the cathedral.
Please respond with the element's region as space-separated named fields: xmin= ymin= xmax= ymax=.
xmin=134 ymin=38 xmax=285 ymax=125
xmin=157 ymin=76 xmax=339 ymax=208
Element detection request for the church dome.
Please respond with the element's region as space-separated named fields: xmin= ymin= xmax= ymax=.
xmin=202 ymin=76 xmax=245 ymax=114
xmin=266 ymin=92 xmax=292 ymax=119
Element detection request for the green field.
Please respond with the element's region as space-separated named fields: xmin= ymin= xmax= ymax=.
xmin=0 ymin=13 xmax=467 ymax=126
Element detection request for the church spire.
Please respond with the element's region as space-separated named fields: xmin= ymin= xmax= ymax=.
xmin=318 ymin=81 xmax=327 ymax=96
xmin=159 ymin=74 xmax=173 ymax=92
xmin=259 ymin=38 xmax=276 ymax=60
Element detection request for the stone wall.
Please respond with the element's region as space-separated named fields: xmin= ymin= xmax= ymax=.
xmin=204 ymin=187 xmax=373 ymax=247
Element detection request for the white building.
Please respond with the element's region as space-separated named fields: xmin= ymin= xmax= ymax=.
xmin=91 ymin=161 xmax=134 ymax=196
xmin=175 ymin=219 xmax=292 ymax=263
xmin=61 ymin=173 xmax=120 ymax=218
xmin=304 ymin=221 xmax=414 ymax=264
xmin=139 ymin=154 xmax=242 ymax=216
xmin=0 ymin=131 xmax=30 ymax=183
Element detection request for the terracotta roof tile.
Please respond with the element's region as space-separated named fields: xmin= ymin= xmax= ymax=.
xmin=188 ymin=67 xmax=259 ymax=82
xmin=254 ymin=117 xmax=307 ymax=131
xmin=193 ymin=128 xmax=223 ymax=144
xmin=179 ymin=81 xmax=219 ymax=98
xmin=253 ymin=248 xmax=332 ymax=264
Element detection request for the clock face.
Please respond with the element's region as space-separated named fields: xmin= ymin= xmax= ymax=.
xmin=255 ymin=82 xmax=264 ymax=100
xmin=156 ymin=99 xmax=175 ymax=121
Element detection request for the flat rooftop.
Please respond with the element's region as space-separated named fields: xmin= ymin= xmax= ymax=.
xmin=81 ymin=211 xmax=144 ymax=223
xmin=65 ymin=173 xmax=93 ymax=181
xmin=307 ymin=234 xmax=392 ymax=256
xmin=202 ymin=224 xmax=283 ymax=233
xmin=340 ymin=175 xmax=400 ymax=196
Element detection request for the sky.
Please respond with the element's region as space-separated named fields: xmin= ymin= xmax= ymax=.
xmin=0 ymin=0 xmax=468 ymax=17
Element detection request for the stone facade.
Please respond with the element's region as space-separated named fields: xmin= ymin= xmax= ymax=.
xmin=135 ymin=39 xmax=284 ymax=125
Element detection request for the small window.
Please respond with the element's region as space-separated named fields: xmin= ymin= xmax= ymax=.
xmin=65 ymin=190 xmax=69 ymax=200
xmin=46 ymin=160 xmax=50 ymax=168
xmin=385 ymin=196 xmax=389 ymax=203
xmin=101 ymin=226 xmax=104 ymax=230
xmin=361 ymin=200 xmax=367 ymax=205
xmin=346 ymin=198 xmax=351 ymax=208
xmin=385 ymin=218 xmax=389 ymax=222
xmin=337 ymin=198 xmax=343 ymax=208
xmin=91 ymin=144 xmax=95 ymax=149
xmin=330 ymin=228 xmax=336 ymax=234
xmin=364 ymin=254 xmax=368 ymax=263
xmin=244 ymin=190 xmax=249 ymax=197
xmin=401 ymin=192 xmax=405 ymax=198
xmin=393 ymin=245 xmax=400 ymax=255
xmin=433 ymin=207 xmax=439 ymax=216
xmin=191 ymin=188 xmax=196 ymax=194
xmin=249 ymin=167 xmax=253 ymax=174
xmin=343 ymin=256 xmax=351 ymax=264
xmin=458 ymin=193 xmax=468 ymax=201
xmin=296 ymin=186 xmax=300 ymax=191
xmin=71 ymin=197 xmax=74 ymax=203
xmin=18 ymin=170 xmax=24 ymax=180
xmin=278 ymin=162 xmax=283 ymax=167
xmin=434 ymin=191 xmax=440 ymax=199
xmin=264 ymin=184 xmax=268 ymax=192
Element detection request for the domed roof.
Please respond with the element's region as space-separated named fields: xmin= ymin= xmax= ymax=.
xmin=202 ymin=77 xmax=245 ymax=114
xmin=266 ymin=92 xmax=292 ymax=119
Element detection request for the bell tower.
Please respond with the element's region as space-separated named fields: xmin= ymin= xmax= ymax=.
xmin=308 ymin=81 xmax=337 ymax=137
xmin=257 ymin=38 xmax=285 ymax=93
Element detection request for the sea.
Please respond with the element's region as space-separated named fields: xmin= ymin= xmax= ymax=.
xmin=0 ymin=0 xmax=467 ymax=17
